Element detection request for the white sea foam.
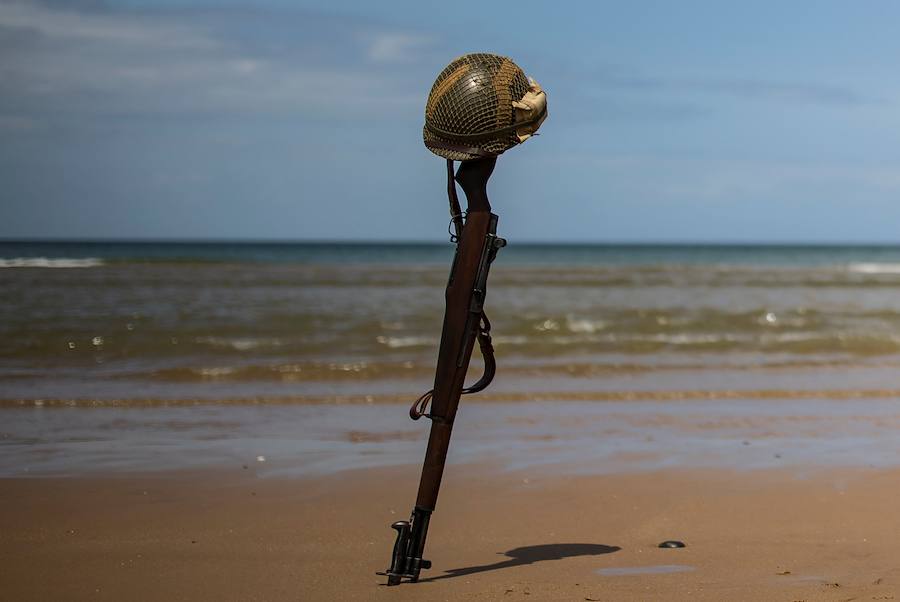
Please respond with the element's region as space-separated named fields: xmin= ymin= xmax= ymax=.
xmin=194 ymin=337 xmax=283 ymax=351
xmin=847 ymin=263 xmax=900 ymax=274
xmin=0 ymin=257 xmax=104 ymax=268
xmin=375 ymin=335 xmax=436 ymax=348
xmin=645 ymin=333 xmax=733 ymax=344
xmin=760 ymin=332 xmax=823 ymax=343
xmin=541 ymin=333 xmax=749 ymax=346
xmin=566 ymin=316 xmax=608 ymax=334
xmin=196 ymin=367 xmax=236 ymax=377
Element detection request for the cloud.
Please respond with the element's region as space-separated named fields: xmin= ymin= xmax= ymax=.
xmin=558 ymin=94 xmax=711 ymax=125
xmin=365 ymin=32 xmax=435 ymax=64
xmin=611 ymin=74 xmax=866 ymax=107
xmin=0 ymin=113 xmax=36 ymax=130
xmin=540 ymin=59 xmax=870 ymax=109
xmin=0 ymin=1 xmax=437 ymax=122
xmin=563 ymin=153 xmax=900 ymax=204
xmin=0 ymin=1 xmax=214 ymax=48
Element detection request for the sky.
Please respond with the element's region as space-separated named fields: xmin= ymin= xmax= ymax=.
xmin=3 ymin=0 xmax=900 ymax=243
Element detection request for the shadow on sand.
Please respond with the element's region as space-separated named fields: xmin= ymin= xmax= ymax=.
xmin=419 ymin=543 xmax=621 ymax=582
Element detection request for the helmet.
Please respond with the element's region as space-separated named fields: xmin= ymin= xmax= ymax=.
xmin=423 ymin=53 xmax=547 ymax=161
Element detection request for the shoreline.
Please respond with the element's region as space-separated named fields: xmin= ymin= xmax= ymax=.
xmin=5 ymin=397 xmax=900 ymax=478
xmin=9 ymin=385 xmax=900 ymax=407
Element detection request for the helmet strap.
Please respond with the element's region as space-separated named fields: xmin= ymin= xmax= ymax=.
xmin=446 ymin=159 xmax=464 ymax=242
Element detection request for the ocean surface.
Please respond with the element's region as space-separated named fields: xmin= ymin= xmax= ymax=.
xmin=5 ymin=241 xmax=900 ymax=403
xmin=7 ymin=240 xmax=900 ymax=476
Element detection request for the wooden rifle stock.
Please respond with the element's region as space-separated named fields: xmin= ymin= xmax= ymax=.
xmin=379 ymin=157 xmax=504 ymax=585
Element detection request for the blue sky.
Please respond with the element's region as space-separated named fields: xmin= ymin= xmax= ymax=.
xmin=2 ymin=0 xmax=900 ymax=242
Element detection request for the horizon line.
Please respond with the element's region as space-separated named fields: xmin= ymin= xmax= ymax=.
xmin=5 ymin=237 xmax=900 ymax=248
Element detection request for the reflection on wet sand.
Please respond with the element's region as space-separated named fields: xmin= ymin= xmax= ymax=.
xmin=5 ymin=397 xmax=900 ymax=477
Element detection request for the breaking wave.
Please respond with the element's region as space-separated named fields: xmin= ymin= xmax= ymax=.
xmin=846 ymin=263 xmax=900 ymax=274
xmin=193 ymin=337 xmax=284 ymax=351
xmin=0 ymin=257 xmax=104 ymax=268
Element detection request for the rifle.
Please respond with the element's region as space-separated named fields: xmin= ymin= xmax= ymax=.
xmin=378 ymin=157 xmax=505 ymax=585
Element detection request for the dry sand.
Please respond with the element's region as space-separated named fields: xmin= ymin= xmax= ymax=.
xmin=2 ymin=462 xmax=899 ymax=601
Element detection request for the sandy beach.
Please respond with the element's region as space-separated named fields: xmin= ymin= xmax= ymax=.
xmin=3 ymin=460 xmax=900 ymax=601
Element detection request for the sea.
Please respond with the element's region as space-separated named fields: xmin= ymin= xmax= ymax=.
xmin=6 ymin=240 xmax=900 ymax=475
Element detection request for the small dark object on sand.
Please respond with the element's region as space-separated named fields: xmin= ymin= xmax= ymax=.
xmin=658 ymin=540 xmax=686 ymax=548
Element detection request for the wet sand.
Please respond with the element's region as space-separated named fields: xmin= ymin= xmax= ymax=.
xmin=3 ymin=463 xmax=900 ymax=601
xmin=6 ymin=398 xmax=900 ymax=477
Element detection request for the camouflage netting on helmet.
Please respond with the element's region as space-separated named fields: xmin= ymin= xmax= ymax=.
xmin=424 ymin=53 xmax=532 ymax=161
